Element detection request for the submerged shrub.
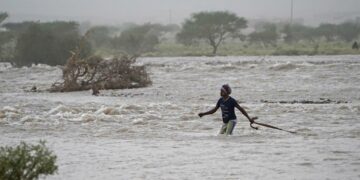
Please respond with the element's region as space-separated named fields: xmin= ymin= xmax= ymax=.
xmin=0 ymin=141 xmax=58 ymax=180
xmin=50 ymin=33 xmax=151 ymax=92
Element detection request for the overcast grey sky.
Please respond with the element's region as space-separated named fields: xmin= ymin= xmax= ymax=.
xmin=1 ymin=0 xmax=360 ymax=25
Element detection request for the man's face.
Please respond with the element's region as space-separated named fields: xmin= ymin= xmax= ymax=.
xmin=220 ymin=90 xmax=227 ymax=97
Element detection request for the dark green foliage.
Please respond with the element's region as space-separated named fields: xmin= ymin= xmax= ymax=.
xmin=0 ymin=31 xmax=13 ymax=45
xmin=0 ymin=31 xmax=14 ymax=61
xmin=282 ymin=21 xmax=360 ymax=44
xmin=3 ymin=22 xmax=34 ymax=36
xmin=0 ymin=12 xmax=14 ymax=61
xmin=112 ymin=23 xmax=160 ymax=56
xmin=316 ymin=23 xmax=338 ymax=41
xmin=0 ymin=12 xmax=8 ymax=24
xmin=13 ymin=21 xmax=92 ymax=67
xmin=249 ymin=23 xmax=278 ymax=46
xmin=177 ymin=11 xmax=247 ymax=55
xmin=13 ymin=23 xmax=53 ymax=66
xmin=0 ymin=141 xmax=58 ymax=180
xmin=282 ymin=23 xmax=316 ymax=43
xmin=86 ymin=23 xmax=178 ymax=55
xmin=86 ymin=26 xmax=115 ymax=49
xmin=336 ymin=22 xmax=360 ymax=42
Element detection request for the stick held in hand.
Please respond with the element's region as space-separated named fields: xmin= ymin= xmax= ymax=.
xmin=250 ymin=121 xmax=296 ymax=134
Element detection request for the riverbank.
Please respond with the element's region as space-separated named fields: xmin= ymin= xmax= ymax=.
xmin=143 ymin=41 xmax=360 ymax=57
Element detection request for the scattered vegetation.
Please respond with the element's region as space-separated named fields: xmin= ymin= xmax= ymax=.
xmin=0 ymin=141 xmax=58 ymax=180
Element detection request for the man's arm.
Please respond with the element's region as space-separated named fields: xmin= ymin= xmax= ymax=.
xmin=235 ymin=103 xmax=256 ymax=123
xmin=198 ymin=106 xmax=219 ymax=118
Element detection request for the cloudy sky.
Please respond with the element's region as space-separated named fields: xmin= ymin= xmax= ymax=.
xmin=1 ymin=0 xmax=360 ymax=25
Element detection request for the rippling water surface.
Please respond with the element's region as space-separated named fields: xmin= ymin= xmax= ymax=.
xmin=1 ymin=55 xmax=359 ymax=179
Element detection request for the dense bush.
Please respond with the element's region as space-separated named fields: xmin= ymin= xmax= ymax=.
xmin=86 ymin=25 xmax=116 ymax=49
xmin=112 ymin=23 xmax=160 ymax=56
xmin=249 ymin=23 xmax=278 ymax=46
xmin=12 ymin=21 xmax=92 ymax=67
xmin=336 ymin=22 xmax=360 ymax=42
xmin=0 ymin=12 xmax=14 ymax=61
xmin=0 ymin=141 xmax=58 ymax=180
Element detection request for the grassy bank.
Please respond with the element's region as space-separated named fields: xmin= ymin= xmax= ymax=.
xmin=141 ymin=41 xmax=360 ymax=57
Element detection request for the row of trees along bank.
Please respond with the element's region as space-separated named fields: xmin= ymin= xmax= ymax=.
xmin=0 ymin=11 xmax=360 ymax=92
xmin=1 ymin=11 xmax=360 ymax=66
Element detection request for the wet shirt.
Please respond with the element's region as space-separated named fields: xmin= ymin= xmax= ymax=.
xmin=216 ymin=96 xmax=237 ymax=123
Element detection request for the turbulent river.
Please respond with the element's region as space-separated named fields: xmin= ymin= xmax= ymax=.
xmin=0 ymin=55 xmax=359 ymax=179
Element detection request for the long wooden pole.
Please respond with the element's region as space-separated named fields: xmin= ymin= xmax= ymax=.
xmin=250 ymin=121 xmax=296 ymax=134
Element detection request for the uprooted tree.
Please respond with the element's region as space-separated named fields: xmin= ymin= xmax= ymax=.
xmin=49 ymin=33 xmax=152 ymax=92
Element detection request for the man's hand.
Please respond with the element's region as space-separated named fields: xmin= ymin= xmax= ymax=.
xmin=198 ymin=113 xmax=204 ymax=118
xmin=249 ymin=116 xmax=258 ymax=124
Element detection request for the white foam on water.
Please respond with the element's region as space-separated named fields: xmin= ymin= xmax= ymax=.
xmin=95 ymin=106 xmax=119 ymax=115
xmin=269 ymin=61 xmax=305 ymax=71
xmin=132 ymin=118 xmax=145 ymax=125
xmin=79 ymin=113 xmax=97 ymax=122
xmin=2 ymin=106 xmax=19 ymax=113
xmin=0 ymin=62 xmax=13 ymax=71
xmin=47 ymin=105 xmax=78 ymax=115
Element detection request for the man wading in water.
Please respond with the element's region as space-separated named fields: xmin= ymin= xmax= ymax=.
xmin=198 ymin=84 xmax=257 ymax=135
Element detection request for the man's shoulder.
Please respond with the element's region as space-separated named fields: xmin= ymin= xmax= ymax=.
xmin=229 ymin=96 xmax=238 ymax=103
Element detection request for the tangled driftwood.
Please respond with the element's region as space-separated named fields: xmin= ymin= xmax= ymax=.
xmin=50 ymin=47 xmax=151 ymax=92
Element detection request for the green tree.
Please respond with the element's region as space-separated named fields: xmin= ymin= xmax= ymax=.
xmin=336 ymin=22 xmax=360 ymax=42
xmin=315 ymin=23 xmax=338 ymax=41
xmin=112 ymin=23 xmax=160 ymax=56
xmin=177 ymin=11 xmax=247 ymax=55
xmin=0 ymin=12 xmax=8 ymax=24
xmin=282 ymin=23 xmax=315 ymax=43
xmin=0 ymin=141 xmax=58 ymax=180
xmin=14 ymin=23 xmax=54 ymax=66
xmin=249 ymin=23 xmax=278 ymax=46
xmin=87 ymin=26 xmax=113 ymax=48
xmin=0 ymin=12 xmax=14 ymax=61
xmin=3 ymin=21 xmax=34 ymax=36
xmin=13 ymin=21 xmax=92 ymax=67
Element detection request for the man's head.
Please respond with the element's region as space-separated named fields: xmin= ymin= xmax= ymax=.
xmin=220 ymin=84 xmax=231 ymax=97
